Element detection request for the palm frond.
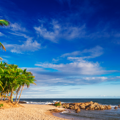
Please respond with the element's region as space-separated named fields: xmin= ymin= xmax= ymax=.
xmin=0 ymin=20 xmax=10 ymax=26
xmin=0 ymin=42 xmax=6 ymax=51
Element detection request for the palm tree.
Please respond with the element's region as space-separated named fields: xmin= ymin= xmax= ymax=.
xmin=0 ymin=61 xmax=36 ymax=103
xmin=0 ymin=19 xmax=10 ymax=60
xmin=16 ymin=69 xmax=36 ymax=103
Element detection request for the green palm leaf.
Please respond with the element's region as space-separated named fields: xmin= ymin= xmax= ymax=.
xmin=0 ymin=19 xmax=10 ymax=26
xmin=0 ymin=42 xmax=6 ymax=51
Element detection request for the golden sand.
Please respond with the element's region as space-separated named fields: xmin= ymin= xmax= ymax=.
xmin=0 ymin=101 xmax=68 ymax=120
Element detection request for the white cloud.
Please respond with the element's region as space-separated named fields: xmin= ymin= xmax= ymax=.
xmin=10 ymin=23 xmax=27 ymax=32
xmin=61 ymin=46 xmax=103 ymax=59
xmin=35 ymin=60 xmax=105 ymax=75
xmin=34 ymin=20 xmax=60 ymax=42
xmin=34 ymin=19 xmax=86 ymax=42
xmin=3 ymin=33 xmax=41 ymax=53
xmin=0 ymin=32 xmax=4 ymax=36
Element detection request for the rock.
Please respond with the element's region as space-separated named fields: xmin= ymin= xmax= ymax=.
xmin=107 ymin=105 xmax=111 ymax=110
xmin=100 ymin=105 xmax=105 ymax=110
xmin=49 ymin=109 xmax=64 ymax=113
xmin=75 ymin=108 xmax=80 ymax=113
xmin=74 ymin=105 xmax=79 ymax=110
xmin=114 ymin=107 xmax=118 ymax=109
xmin=85 ymin=107 xmax=89 ymax=110
xmin=80 ymin=105 xmax=85 ymax=109
xmin=62 ymin=103 xmax=69 ymax=108
xmin=69 ymin=105 xmax=74 ymax=110
xmin=55 ymin=102 xmax=58 ymax=104
xmin=118 ymin=105 xmax=120 ymax=108
xmin=19 ymin=101 xmax=26 ymax=104
xmin=94 ymin=106 xmax=98 ymax=110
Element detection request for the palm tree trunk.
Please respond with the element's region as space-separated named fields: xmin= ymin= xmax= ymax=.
xmin=0 ymin=93 xmax=2 ymax=100
xmin=10 ymin=88 xmax=13 ymax=102
xmin=15 ymin=86 xmax=21 ymax=102
xmin=17 ymin=85 xmax=24 ymax=103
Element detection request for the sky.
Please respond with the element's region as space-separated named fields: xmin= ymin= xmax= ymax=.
xmin=0 ymin=0 xmax=120 ymax=98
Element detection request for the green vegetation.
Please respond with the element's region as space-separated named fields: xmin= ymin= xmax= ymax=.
xmin=54 ymin=102 xmax=61 ymax=107
xmin=0 ymin=19 xmax=36 ymax=104
xmin=0 ymin=61 xmax=36 ymax=103
xmin=0 ymin=104 xmax=3 ymax=108
xmin=0 ymin=20 xmax=9 ymax=26
xmin=0 ymin=19 xmax=9 ymax=60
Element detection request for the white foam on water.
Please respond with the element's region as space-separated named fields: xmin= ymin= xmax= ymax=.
xmin=25 ymin=100 xmax=65 ymax=105
xmin=26 ymin=101 xmax=53 ymax=105
xmin=62 ymin=111 xmax=69 ymax=113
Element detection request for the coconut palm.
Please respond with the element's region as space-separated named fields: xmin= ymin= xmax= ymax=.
xmin=16 ymin=69 xmax=36 ymax=103
xmin=0 ymin=19 xmax=10 ymax=60
xmin=0 ymin=61 xmax=36 ymax=103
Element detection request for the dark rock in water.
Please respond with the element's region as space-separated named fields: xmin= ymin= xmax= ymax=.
xmin=19 ymin=101 xmax=26 ymax=104
xmin=118 ymin=105 xmax=120 ymax=108
xmin=114 ymin=106 xmax=118 ymax=109
xmin=75 ymin=108 xmax=80 ymax=113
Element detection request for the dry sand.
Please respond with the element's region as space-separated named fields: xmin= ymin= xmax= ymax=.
xmin=0 ymin=104 xmax=69 ymax=120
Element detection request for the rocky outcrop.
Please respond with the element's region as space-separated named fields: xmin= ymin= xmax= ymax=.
xmin=62 ymin=101 xmax=112 ymax=112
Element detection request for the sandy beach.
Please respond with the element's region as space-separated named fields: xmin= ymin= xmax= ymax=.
xmin=0 ymin=104 xmax=68 ymax=120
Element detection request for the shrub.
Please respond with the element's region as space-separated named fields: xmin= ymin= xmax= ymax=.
xmin=0 ymin=104 xmax=3 ymax=108
xmin=54 ymin=102 xmax=61 ymax=107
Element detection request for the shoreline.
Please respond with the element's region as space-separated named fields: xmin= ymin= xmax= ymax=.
xmin=0 ymin=103 xmax=69 ymax=120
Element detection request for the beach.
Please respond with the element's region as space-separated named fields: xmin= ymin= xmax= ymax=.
xmin=0 ymin=104 xmax=68 ymax=120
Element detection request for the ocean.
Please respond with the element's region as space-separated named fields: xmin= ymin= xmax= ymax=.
xmin=16 ymin=98 xmax=120 ymax=120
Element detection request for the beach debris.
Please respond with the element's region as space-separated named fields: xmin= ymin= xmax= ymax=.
xmin=62 ymin=101 xmax=112 ymax=112
xmin=114 ymin=106 xmax=118 ymax=109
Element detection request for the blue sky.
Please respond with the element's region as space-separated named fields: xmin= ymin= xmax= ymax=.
xmin=0 ymin=0 xmax=120 ymax=98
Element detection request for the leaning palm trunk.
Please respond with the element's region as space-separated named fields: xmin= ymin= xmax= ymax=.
xmin=0 ymin=92 xmax=3 ymax=100
xmin=15 ymin=86 xmax=21 ymax=102
xmin=17 ymin=85 xmax=24 ymax=103
xmin=10 ymin=88 xmax=13 ymax=102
